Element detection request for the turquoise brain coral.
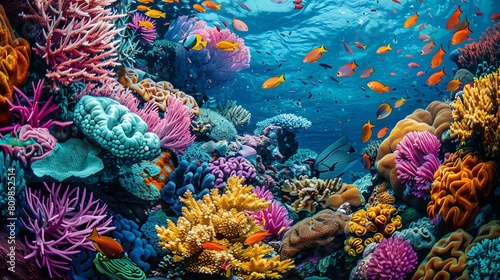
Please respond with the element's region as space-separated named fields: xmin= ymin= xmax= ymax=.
xmin=467 ymin=237 xmax=500 ymax=279
xmin=31 ymin=138 xmax=103 ymax=181
xmin=73 ymin=96 xmax=161 ymax=160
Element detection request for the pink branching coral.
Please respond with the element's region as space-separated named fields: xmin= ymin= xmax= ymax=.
xmin=458 ymin=22 xmax=500 ymax=74
xmin=128 ymin=12 xmax=157 ymax=45
xmin=23 ymin=0 xmax=124 ymax=85
xmin=0 ymin=80 xmax=72 ymax=134
xmin=22 ymin=183 xmax=114 ymax=278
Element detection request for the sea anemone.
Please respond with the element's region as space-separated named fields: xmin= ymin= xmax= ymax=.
xmin=128 ymin=13 xmax=157 ymax=45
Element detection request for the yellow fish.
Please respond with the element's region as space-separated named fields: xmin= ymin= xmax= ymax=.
xmin=303 ymin=44 xmax=328 ymax=63
xmin=138 ymin=20 xmax=154 ymax=30
xmin=262 ymin=74 xmax=285 ymax=89
xmin=361 ymin=120 xmax=375 ymax=143
xmin=367 ymin=81 xmax=390 ymax=93
xmin=376 ymin=43 xmax=392 ymax=55
xmin=137 ymin=0 xmax=154 ymax=3
xmin=145 ymin=9 xmax=166 ymax=18
xmin=136 ymin=5 xmax=151 ymax=11
xmin=446 ymin=78 xmax=463 ymax=92
xmin=215 ymin=40 xmax=239 ymax=51
xmin=393 ymin=97 xmax=406 ymax=108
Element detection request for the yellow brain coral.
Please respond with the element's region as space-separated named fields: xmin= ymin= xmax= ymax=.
xmin=156 ymin=176 xmax=294 ymax=279
xmin=450 ymin=68 xmax=500 ymax=158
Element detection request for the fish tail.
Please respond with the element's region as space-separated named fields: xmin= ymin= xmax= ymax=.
xmin=387 ymin=43 xmax=392 ymax=50
xmin=161 ymin=12 xmax=166 ymax=18
xmin=352 ymin=59 xmax=359 ymax=67
xmin=234 ymin=42 xmax=240 ymax=50
xmin=384 ymin=85 xmax=390 ymax=92
xmin=362 ymin=45 xmax=366 ymax=50
xmin=216 ymin=4 xmax=221 ymax=10
xmin=441 ymin=67 xmax=447 ymax=76
xmin=279 ymin=74 xmax=286 ymax=82
xmin=201 ymin=40 xmax=207 ymax=47
xmin=321 ymin=43 xmax=328 ymax=52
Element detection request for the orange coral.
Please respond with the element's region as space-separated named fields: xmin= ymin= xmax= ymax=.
xmin=345 ymin=204 xmax=402 ymax=256
xmin=321 ymin=184 xmax=365 ymax=209
xmin=143 ymin=151 xmax=176 ymax=191
xmin=374 ymin=101 xmax=452 ymax=199
xmin=366 ymin=183 xmax=395 ymax=207
xmin=0 ymin=5 xmax=30 ymax=125
xmin=117 ymin=68 xmax=199 ymax=115
xmin=279 ymin=209 xmax=351 ymax=259
xmin=427 ymin=150 xmax=498 ymax=232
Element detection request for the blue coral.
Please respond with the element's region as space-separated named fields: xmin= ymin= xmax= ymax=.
xmin=118 ymin=160 xmax=162 ymax=202
xmin=109 ymin=214 xmax=157 ymax=272
xmin=160 ymin=159 xmax=215 ymax=216
xmin=73 ymin=95 xmax=161 ymax=160
xmin=140 ymin=210 xmax=172 ymax=255
xmin=467 ymin=237 xmax=500 ymax=279
xmin=254 ymin=113 xmax=312 ymax=134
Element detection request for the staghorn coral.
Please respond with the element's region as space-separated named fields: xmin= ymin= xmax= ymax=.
xmin=345 ymin=204 xmax=403 ymax=257
xmin=427 ymin=150 xmax=498 ymax=232
xmin=156 ymin=176 xmax=294 ymax=279
xmin=279 ymin=209 xmax=351 ymax=259
xmin=281 ymin=176 xmax=363 ymax=212
xmin=450 ymin=68 xmax=500 ymax=158
xmin=0 ymin=4 xmax=30 ymax=125
xmin=374 ymin=101 xmax=452 ymax=200
xmin=457 ymin=23 xmax=500 ymax=75
xmin=217 ymin=100 xmax=251 ymax=127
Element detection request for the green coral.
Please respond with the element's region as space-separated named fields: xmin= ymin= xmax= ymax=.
xmin=93 ymin=252 xmax=146 ymax=280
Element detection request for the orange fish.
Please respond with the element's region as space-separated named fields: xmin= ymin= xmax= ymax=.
xmin=193 ymin=3 xmax=206 ymax=12
xmin=491 ymin=13 xmax=500 ymax=22
xmin=244 ymin=230 xmax=272 ymax=245
xmin=404 ymin=12 xmax=419 ymax=28
xmin=362 ymin=152 xmax=372 ymax=170
xmin=361 ymin=120 xmax=375 ymax=143
xmin=88 ymin=227 xmax=125 ymax=260
xmin=420 ymin=39 xmax=435 ymax=55
xmin=202 ymin=241 xmax=228 ymax=251
xmin=377 ymin=126 xmax=389 ymax=138
xmin=202 ymin=0 xmax=221 ymax=10
xmin=451 ymin=24 xmax=472 ymax=45
xmin=262 ymin=74 xmax=285 ymax=89
xmin=376 ymin=103 xmax=392 ymax=120
xmin=354 ymin=41 xmax=366 ymax=50
xmin=303 ymin=44 xmax=328 ymax=63
xmin=367 ymin=81 xmax=390 ymax=93
xmin=430 ymin=44 xmax=446 ymax=68
xmin=416 ymin=70 xmax=426 ymax=77
xmin=136 ymin=5 xmax=151 ymax=11
xmin=376 ymin=43 xmax=392 ymax=54
xmin=426 ymin=67 xmax=446 ymax=86
xmin=446 ymin=5 xmax=462 ymax=30
xmin=454 ymin=15 xmax=469 ymax=33
xmin=137 ymin=0 xmax=154 ymax=3
xmin=446 ymin=78 xmax=463 ymax=92
xmin=394 ymin=97 xmax=406 ymax=108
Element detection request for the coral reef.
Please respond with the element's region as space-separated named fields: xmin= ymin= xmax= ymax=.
xmin=279 ymin=209 xmax=351 ymax=259
xmin=0 ymin=124 xmax=57 ymax=164
xmin=393 ymin=218 xmax=437 ymax=251
xmin=23 ymin=0 xmax=123 ymax=85
xmin=427 ymin=150 xmax=498 ymax=232
xmin=457 ymin=22 xmax=500 ymax=75
xmin=366 ymin=183 xmax=395 ymax=208
xmin=197 ymin=108 xmax=238 ymax=142
xmin=467 ymin=237 xmax=500 ymax=279
xmin=255 ymin=114 xmax=312 ymax=134
xmin=0 ymin=4 xmax=30 ymax=125
xmin=209 ymin=156 xmax=256 ymax=188
xmin=374 ymin=101 xmax=452 ymax=199
xmin=450 ymin=68 xmax=500 ymax=158
xmin=22 ymin=183 xmax=114 ymax=278
xmin=128 ymin=13 xmax=157 ymax=45
xmin=217 ymin=100 xmax=251 ymax=127
xmin=73 ymin=95 xmax=161 ymax=160
xmin=31 ymin=138 xmax=103 ymax=181
xmin=156 ymin=176 xmax=294 ymax=279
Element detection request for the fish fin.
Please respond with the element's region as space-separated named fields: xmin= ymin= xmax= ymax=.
xmin=201 ymin=40 xmax=207 ymax=47
xmin=92 ymin=241 xmax=104 ymax=255
xmin=216 ymin=4 xmax=221 ymax=10
xmin=321 ymin=43 xmax=328 ymax=52
xmin=384 ymin=86 xmax=391 ymax=92
xmin=88 ymin=227 xmax=99 ymax=241
xmin=387 ymin=43 xmax=391 ymax=50
xmin=352 ymin=59 xmax=358 ymax=67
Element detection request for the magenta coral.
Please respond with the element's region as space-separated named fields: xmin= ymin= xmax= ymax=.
xmin=394 ymin=131 xmax=441 ymax=199
xmin=209 ymin=156 xmax=256 ymax=188
xmin=366 ymin=236 xmax=418 ymax=280
xmin=21 ymin=183 xmax=114 ymax=278
xmin=23 ymin=0 xmax=124 ymax=85
xmin=250 ymin=200 xmax=293 ymax=237
xmin=128 ymin=12 xmax=157 ymax=45
xmin=0 ymin=124 xmax=57 ymax=164
xmin=0 ymin=80 xmax=72 ymax=134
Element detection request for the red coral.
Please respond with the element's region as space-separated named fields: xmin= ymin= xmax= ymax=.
xmin=457 ymin=22 xmax=500 ymax=74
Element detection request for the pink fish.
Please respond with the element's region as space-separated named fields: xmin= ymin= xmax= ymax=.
xmin=405 ymin=54 xmax=414 ymax=58
xmin=396 ymin=49 xmax=403 ymax=54
xmin=390 ymin=72 xmax=397 ymax=76
xmin=360 ymin=66 xmax=375 ymax=78
xmin=408 ymin=62 xmax=420 ymax=68
xmin=341 ymin=37 xmax=354 ymax=55
xmin=418 ymin=34 xmax=431 ymax=41
xmin=416 ymin=70 xmax=426 ymax=76
xmin=232 ymin=17 xmax=248 ymax=32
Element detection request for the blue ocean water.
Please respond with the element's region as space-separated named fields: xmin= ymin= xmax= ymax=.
xmin=194 ymin=0 xmax=499 ymax=174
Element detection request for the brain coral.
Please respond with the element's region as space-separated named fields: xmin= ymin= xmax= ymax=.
xmin=427 ymin=150 xmax=498 ymax=232
xmin=450 ymin=68 xmax=500 ymax=158
xmin=374 ymin=101 xmax=452 ymax=201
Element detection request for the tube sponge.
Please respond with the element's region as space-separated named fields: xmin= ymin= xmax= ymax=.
xmin=73 ymin=96 xmax=161 ymax=160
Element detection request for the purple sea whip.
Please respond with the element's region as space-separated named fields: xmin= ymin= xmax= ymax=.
xmin=22 ymin=183 xmax=114 ymax=278
xmin=128 ymin=12 xmax=157 ymax=45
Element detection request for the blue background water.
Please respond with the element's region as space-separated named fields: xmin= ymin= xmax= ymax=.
xmin=191 ymin=0 xmax=499 ymax=175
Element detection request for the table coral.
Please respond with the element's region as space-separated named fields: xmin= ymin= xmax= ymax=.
xmin=450 ymin=68 xmax=500 ymax=158
xmin=427 ymin=150 xmax=498 ymax=232
xmin=374 ymin=101 xmax=452 ymax=201
xmin=0 ymin=4 xmax=30 ymax=125
xmin=156 ymin=176 xmax=294 ymax=279
xmin=279 ymin=209 xmax=351 ymax=259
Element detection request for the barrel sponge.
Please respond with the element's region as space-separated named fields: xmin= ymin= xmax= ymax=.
xmin=73 ymin=95 xmax=161 ymax=160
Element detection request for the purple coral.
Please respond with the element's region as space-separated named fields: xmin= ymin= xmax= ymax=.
xmin=249 ymin=200 xmax=293 ymax=237
xmin=166 ymin=16 xmax=250 ymax=94
xmin=22 ymin=183 xmax=114 ymax=278
xmin=366 ymin=236 xmax=418 ymax=280
xmin=128 ymin=12 xmax=157 ymax=45
xmin=0 ymin=124 xmax=57 ymax=164
xmin=394 ymin=131 xmax=441 ymax=199
xmin=209 ymin=156 xmax=256 ymax=188
xmin=0 ymin=80 xmax=72 ymax=134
